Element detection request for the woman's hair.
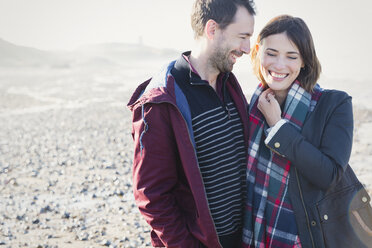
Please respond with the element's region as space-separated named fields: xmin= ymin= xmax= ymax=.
xmin=251 ymin=15 xmax=321 ymax=92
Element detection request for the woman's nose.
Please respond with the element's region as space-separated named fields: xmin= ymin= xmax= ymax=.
xmin=273 ymin=57 xmax=286 ymax=70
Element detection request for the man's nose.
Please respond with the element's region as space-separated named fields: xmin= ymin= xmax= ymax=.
xmin=241 ymin=40 xmax=251 ymax=54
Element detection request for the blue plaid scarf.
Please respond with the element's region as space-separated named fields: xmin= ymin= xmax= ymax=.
xmin=243 ymin=81 xmax=322 ymax=248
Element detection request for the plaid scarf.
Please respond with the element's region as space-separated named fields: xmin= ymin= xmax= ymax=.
xmin=243 ymin=81 xmax=322 ymax=248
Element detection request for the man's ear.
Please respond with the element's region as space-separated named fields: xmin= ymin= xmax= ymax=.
xmin=205 ymin=19 xmax=218 ymax=40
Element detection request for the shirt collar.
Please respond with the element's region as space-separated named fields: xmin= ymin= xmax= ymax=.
xmin=176 ymin=51 xmax=228 ymax=87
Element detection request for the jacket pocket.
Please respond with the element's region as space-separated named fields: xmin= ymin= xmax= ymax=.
xmin=316 ymin=184 xmax=372 ymax=248
xmin=350 ymin=187 xmax=372 ymax=248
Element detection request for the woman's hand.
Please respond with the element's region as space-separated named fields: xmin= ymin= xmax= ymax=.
xmin=257 ymin=89 xmax=282 ymax=127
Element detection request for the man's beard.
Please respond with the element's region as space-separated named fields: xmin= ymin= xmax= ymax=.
xmin=209 ymin=46 xmax=234 ymax=73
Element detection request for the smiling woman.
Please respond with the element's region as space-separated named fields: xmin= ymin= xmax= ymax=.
xmin=243 ymin=14 xmax=372 ymax=248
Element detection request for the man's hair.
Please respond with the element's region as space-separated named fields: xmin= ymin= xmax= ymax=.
xmin=251 ymin=15 xmax=321 ymax=92
xmin=191 ymin=0 xmax=256 ymax=39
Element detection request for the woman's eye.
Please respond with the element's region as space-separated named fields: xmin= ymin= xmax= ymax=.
xmin=288 ymin=57 xmax=297 ymax=60
xmin=266 ymin=53 xmax=275 ymax=57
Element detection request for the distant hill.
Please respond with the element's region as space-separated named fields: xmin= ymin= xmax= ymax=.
xmin=0 ymin=38 xmax=179 ymax=68
xmin=0 ymin=38 xmax=58 ymax=66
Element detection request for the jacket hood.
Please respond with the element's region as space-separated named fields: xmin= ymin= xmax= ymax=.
xmin=127 ymin=61 xmax=176 ymax=112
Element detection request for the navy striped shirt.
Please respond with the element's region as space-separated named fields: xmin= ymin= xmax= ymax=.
xmin=193 ymin=101 xmax=246 ymax=235
xmin=171 ymin=52 xmax=247 ymax=241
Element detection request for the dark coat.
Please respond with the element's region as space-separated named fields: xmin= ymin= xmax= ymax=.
xmin=266 ymin=90 xmax=372 ymax=248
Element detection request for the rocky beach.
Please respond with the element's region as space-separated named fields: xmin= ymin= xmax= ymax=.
xmin=0 ymin=40 xmax=371 ymax=247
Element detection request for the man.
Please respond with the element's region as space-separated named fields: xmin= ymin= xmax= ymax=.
xmin=127 ymin=0 xmax=255 ymax=247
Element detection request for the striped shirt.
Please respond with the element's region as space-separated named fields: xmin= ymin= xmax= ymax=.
xmin=193 ymin=101 xmax=246 ymax=235
xmin=171 ymin=53 xmax=247 ymax=241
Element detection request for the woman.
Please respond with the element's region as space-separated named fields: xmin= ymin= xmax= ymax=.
xmin=243 ymin=15 xmax=372 ymax=248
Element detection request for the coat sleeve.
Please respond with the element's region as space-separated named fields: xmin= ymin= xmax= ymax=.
xmin=131 ymin=102 xmax=202 ymax=247
xmin=265 ymin=94 xmax=353 ymax=190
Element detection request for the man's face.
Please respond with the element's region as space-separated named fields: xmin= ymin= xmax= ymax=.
xmin=210 ymin=6 xmax=254 ymax=73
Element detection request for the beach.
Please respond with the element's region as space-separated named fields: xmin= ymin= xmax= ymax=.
xmin=0 ymin=43 xmax=371 ymax=247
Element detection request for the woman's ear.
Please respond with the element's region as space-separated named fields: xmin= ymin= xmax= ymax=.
xmin=205 ymin=19 xmax=218 ymax=40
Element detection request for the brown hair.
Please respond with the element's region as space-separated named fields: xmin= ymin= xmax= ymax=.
xmin=191 ymin=0 xmax=256 ymax=39
xmin=251 ymin=15 xmax=321 ymax=92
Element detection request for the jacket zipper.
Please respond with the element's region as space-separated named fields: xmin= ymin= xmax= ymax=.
xmin=222 ymin=73 xmax=231 ymax=119
xmin=141 ymin=101 xmax=222 ymax=248
xmin=295 ymin=167 xmax=316 ymax=248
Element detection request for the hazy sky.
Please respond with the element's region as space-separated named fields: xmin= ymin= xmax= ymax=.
xmin=0 ymin=0 xmax=371 ymax=79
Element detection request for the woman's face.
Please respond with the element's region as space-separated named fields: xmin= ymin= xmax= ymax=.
xmin=258 ymin=32 xmax=304 ymax=94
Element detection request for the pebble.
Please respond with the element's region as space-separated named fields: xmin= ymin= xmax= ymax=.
xmin=32 ymin=219 xmax=40 ymax=225
xmin=76 ymin=232 xmax=89 ymax=241
xmin=40 ymin=205 xmax=53 ymax=214
xmin=61 ymin=212 xmax=70 ymax=219
xmin=16 ymin=215 xmax=25 ymax=221
xmin=100 ymin=239 xmax=111 ymax=246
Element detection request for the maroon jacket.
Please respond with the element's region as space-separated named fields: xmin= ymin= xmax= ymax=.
xmin=127 ymin=61 xmax=250 ymax=247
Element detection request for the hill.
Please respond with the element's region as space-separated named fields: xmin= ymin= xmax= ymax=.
xmin=0 ymin=38 xmax=179 ymax=68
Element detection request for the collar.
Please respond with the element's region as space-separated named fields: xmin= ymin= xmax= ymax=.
xmin=173 ymin=51 xmax=229 ymax=88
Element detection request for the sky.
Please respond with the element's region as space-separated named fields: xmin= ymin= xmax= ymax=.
xmin=0 ymin=0 xmax=371 ymax=80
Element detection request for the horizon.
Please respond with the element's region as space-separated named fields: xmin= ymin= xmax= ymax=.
xmin=0 ymin=36 xmax=178 ymax=52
